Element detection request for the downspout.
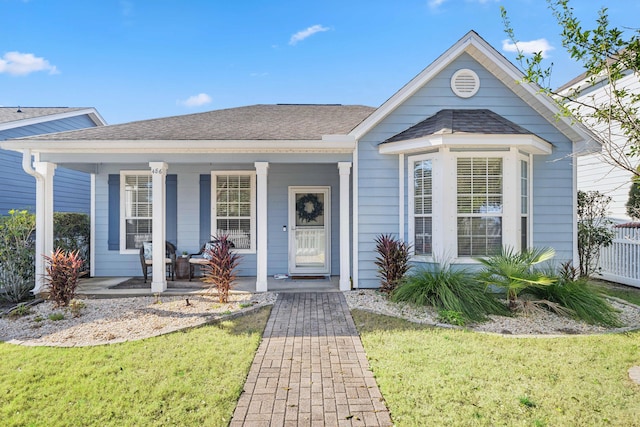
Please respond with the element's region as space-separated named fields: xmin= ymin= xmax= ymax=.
xmin=21 ymin=149 xmax=46 ymax=294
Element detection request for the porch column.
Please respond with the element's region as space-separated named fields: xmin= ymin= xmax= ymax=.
xmin=33 ymin=161 xmax=56 ymax=294
xmin=338 ymin=162 xmax=352 ymax=291
xmin=255 ymin=162 xmax=269 ymax=292
xmin=149 ymin=162 xmax=168 ymax=293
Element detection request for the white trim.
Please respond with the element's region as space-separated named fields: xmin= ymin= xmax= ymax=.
xmin=255 ymin=162 xmax=269 ymax=292
xmin=352 ymin=144 xmax=359 ymax=288
xmin=288 ymin=186 xmax=331 ymax=275
xmin=572 ymin=150 xmax=578 ymax=266
xmin=0 ymin=139 xmax=356 ymax=154
xmin=90 ymin=173 xmax=96 ymax=278
xmin=149 ymin=162 xmax=168 ymax=293
xmin=32 ymin=162 xmax=56 ymax=294
xmin=398 ymin=154 xmax=404 ymax=240
xmin=211 ymin=170 xmax=257 ymax=254
xmin=119 ymin=170 xmax=152 ymax=254
xmin=0 ymin=107 xmax=106 ymax=131
xmin=338 ymin=162 xmax=352 ymax=291
xmin=379 ymin=134 xmax=552 ymax=156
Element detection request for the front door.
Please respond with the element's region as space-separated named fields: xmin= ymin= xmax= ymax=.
xmin=288 ymin=186 xmax=331 ymax=275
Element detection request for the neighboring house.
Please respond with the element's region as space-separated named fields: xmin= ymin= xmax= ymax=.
xmin=0 ymin=31 xmax=598 ymax=293
xmin=560 ymin=70 xmax=640 ymax=222
xmin=0 ymin=107 xmax=106 ymax=215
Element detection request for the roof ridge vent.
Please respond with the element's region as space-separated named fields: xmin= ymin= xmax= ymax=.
xmin=451 ymin=69 xmax=480 ymax=98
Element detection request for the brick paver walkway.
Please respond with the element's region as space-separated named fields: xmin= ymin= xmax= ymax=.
xmin=230 ymin=292 xmax=392 ymax=426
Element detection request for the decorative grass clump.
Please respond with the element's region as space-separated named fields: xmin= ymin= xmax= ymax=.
xmin=391 ymin=265 xmax=508 ymax=323
xmin=529 ymin=277 xmax=622 ymax=327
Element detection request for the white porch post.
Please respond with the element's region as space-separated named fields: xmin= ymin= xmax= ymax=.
xmin=149 ymin=162 xmax=168 ymax=293
xmin=255 ymin=162 xmax=269 ymax=292
xmin=338 ymin=162 xmax=352 ymax=291
xmin=33 ymin=161 xmax=56 ymax=294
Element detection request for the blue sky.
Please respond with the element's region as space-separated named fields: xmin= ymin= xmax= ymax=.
xmin=1 ymin=0 xmax=639 ymax=124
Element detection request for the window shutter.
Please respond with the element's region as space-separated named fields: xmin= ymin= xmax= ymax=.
xmin=166 ymin=174 xmax=177 ymax=246
xmin=199 ymin=174 xmax=211 ymax=244
xmin=107 ymin=174 xmax=120 ymax=250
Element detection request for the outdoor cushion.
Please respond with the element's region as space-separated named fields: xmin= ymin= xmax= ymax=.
xmin=143 ymin=242 xmax=153 ymax=260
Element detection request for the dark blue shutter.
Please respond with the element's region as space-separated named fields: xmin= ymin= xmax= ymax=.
xmin=166 ymin=174 xmax=177 ymax=246
xmin=199 ymin=174 xmax=211 ymax=244
xmin=107 ymin=174 xmax=120 ymax=250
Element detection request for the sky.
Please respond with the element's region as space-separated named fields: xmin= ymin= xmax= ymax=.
xmin=1 ymin=0 xmax=639 ymax=125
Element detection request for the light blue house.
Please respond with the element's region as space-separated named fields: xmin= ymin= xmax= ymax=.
xmin=0 ymin=107 xmax=106 ymax=215
xmin=0 ymin=32 xmax=598 ymax=293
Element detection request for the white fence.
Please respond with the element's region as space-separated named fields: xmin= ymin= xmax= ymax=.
xmin=598 ymin=223 xmax=640 ymax=288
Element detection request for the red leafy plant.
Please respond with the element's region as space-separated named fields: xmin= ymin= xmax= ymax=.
xmin=374 ymin=234 xmax=412 ymax=295
xmin=201 ymin=235 xmax=241 ymax=303
xmin=44 ymin=248 xmax=84 ymax=307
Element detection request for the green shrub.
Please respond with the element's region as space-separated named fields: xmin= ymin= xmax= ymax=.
xmin=475 ymin=247 xmax=556 ymax=310
xmin=374 ymin=234 xmax=412 ymax=295
xmin=48 ymin=312 xmax=65 ymax=321
xmin=392 ymin=265 xmax=508 ymax=322
xmin=529 ymin=274 xmax=622 ymax=327
xmin=54 ymin=213 xmax=90 ymax=274
xmin=0 ymin=210 xmax=36 ymax=302
xmin=44 ymin=248 xmax=84 ymax=307
xmin=437 ymin=310 xmax=467 ymax=326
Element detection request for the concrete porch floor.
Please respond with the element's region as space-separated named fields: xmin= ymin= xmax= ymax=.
xmin=76 ymin=275 xmax=341 ymax=297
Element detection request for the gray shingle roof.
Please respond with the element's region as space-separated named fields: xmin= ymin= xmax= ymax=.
xmin=24 ymin=104 xmax=376 ymax=141
xmin=0 ymin=107 xmax=88 ymax=125
xmin=382 ymin=109 xmax=534 ymax=144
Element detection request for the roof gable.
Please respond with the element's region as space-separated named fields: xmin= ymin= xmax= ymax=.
xmin=350 ymin=31 xmax=597 ymax=147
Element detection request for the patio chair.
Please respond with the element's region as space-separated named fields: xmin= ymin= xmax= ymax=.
xmin=187 ymin=239 xmax=235 ymax=281
xmin=139 ymin=241 xmax=177 ymax=283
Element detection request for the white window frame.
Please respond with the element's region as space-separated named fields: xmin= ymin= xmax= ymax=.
xmin=408 ymin=147 xmax=525 ymax=263
xmin=211 ymin=171 xmax=257 ymax=254
xmin=119 ymin=171 xmax=152 ymax=254
xmin=408 ymin=153 xmax=439 ymax=260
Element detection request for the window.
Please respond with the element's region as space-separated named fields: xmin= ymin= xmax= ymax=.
xmin=121 ymin=173 xmax=152 ymax=251
xmin=413 ymin=159 xmax=433 ymax=256
xmin=520 ymin=159 xmax=529 ymax=250
xmin=212 ymin=172 xmax=256 ymax=252
xmin=456 ymin=157 xmax=502 ymax=257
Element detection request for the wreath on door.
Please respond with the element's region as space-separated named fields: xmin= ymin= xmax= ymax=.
xmin=296 ymin=193 xmax=324 ymax=223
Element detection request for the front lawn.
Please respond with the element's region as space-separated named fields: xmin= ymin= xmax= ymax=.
xmin=0 ymin=307 xmax=270 ymax=427
xmin=353 ymin=310 xmax=640 ymax=426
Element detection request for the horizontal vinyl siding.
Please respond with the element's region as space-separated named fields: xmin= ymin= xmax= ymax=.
xmin=356 ymin=53 xmax=576 ymax=287
xmin=0 ymin=114 xmax=97 ymax=215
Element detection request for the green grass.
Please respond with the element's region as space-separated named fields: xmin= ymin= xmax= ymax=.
xmin=592 ymin=280 xmax=640 ymax=306
xmin=353 ymin=309 xmax=640 ymax=426
xmin=0 ymin=307 xmax=270 ymax=427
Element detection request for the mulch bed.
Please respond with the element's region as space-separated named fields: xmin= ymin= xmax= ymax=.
xmin=109 ymin=277 xmax=208 ymax=290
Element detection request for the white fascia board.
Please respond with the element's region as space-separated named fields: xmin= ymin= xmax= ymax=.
xmin=378 ymin=134 xmax=552 ymax=155
xmin=0 ymin=108 xmax=106 ymax=131
xmin=0 ymin=138 xmax=356 ymax=154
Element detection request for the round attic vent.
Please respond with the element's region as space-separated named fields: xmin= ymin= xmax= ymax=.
xmin=451 ymin=69 xmax=480 ymax=98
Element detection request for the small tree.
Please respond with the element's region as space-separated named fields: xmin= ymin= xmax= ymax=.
xmin=201 ymin=235 xmax=241 ymax=303
xmin=626 ymin=178 xmax=640 ymax=220
xmin=577 ymin=190 xmax=614 ymax=277
xmin=0 ymin=210 xmax=36 ymax=302
xmin=54 ymin=212 xmax=91 ymax=274
xmin=374 ymin=234 xmax=412 ymax=295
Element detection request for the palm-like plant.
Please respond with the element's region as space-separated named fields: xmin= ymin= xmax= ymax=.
xmin=475 ymin=247 xmax=556 ymax=310
xmin=201 ymin=235 xmax=241 ymax=303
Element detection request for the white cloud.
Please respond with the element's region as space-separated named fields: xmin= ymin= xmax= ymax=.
xmin=502 ymin=38 xmax=555 ymax=58
xmin=428 ymin=0 xmax=447 ymax=9
xmin=178 ymin=93 xmax=212 ymax=107
xmin=0 ymin=51 xmax=59 ymax=76
xmin=289 ymin=24 xmax=330 ymax=45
